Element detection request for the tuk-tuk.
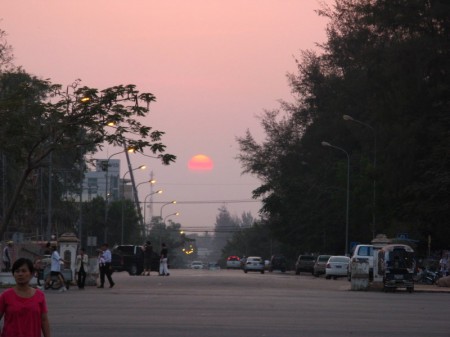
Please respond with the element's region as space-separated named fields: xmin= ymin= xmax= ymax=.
xmin=377 ymin=244 xmax=415 ymax=293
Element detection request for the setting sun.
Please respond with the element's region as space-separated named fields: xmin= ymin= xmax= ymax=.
xmin=188 ymin=154 xmax=214 ymax=171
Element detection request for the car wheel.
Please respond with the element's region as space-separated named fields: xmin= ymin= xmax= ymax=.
xmin=129 ymin=264 xmax=138 ymax=276
xmin=333 ymin=276 xmax=337 ymax=280
xmin=244 ymin=269 xmax=248 ymax=273
xmin=325 ymin=275 xmax=331 ymax=280
xmin=295 ymin=269 xmax=300 ymax=275
xmin=261 ymin=270 xmax=264 ymax=274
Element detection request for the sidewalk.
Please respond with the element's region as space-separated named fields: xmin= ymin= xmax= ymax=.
xmin=366 ymin=281 xmax=450 ymax=293
xmin=414 ymin=283 xmax=450 ymax=293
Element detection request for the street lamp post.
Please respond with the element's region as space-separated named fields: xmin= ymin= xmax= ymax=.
xmin=143 ymin=190 xmax=163 ymax=234
xmin=121 ymin=165 xmax=146 ymax=244
xmin=103 ymin=150 xmax=127 ymax=243
xmin=136 ymin=179 xmax=156 ymax=190
xmin=161 ymin=212 xmax=179 ymax=247
xmin=322 ymin=141 xmax=350 ymax=256
xmin=163 ymin=212 xmax=180 ymax=225
xmin=159 ymin=201 xmax=177 ymax=221
xmin=343 ymin=114 xmax=377 ymax=238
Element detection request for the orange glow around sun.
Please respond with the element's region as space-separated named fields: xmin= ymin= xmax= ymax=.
xmin=188 ymin=154 xmax=214 ymax=171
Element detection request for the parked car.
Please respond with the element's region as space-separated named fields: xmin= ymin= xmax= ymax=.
xmin=295 ymin=255 xmax=316 ymax=275
xmin=313 ymin=255 xmax=332 ymax=276
xmin=325 ymin=256 xmax=351 ymax=279
xmin=226 ymin=256 xmax=241 ymax=269
xmin=111 ymin=244 xmax=159 ymax=276
xmin=190 ymin=261 xmax=204 ymax=269
xmin=269 ymin=254 xmax=287 ymax=272
xmin=207 ymin=262 xmax=221 ymax=270
xmin=243 ymin=256 xmax=265 ymax=274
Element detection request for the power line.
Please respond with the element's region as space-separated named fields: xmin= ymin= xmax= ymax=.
xmin=150 ymin=199 xmax=261 ymax=205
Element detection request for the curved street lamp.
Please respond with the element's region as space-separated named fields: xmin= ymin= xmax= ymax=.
xmin=160 ymin=212 xmax=179 ymax=247
xmin=143 ymin=190 xmax=163 ymax=233
xmin=160 ymin=200 xmax=177 ymax=220
xmin=343 ymin=114 xmax=377 ymax=238
xmin=163 ymin=212 xmax=180 ymax=225
xmin=322 ymin=141 xmax=350 ymax=256
xmin=136 ymin=179 xmax=156 ymax=189
xmin=103 ymin=149 xmax=133 ymax=242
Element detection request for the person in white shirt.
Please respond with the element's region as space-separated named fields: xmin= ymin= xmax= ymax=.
xmin=439 ymin=253 xmax=448 ymax=276
xmin=45 ymin=246 xmax=67 ymax=292
xmin=98 ymin=243 xmax=114 ymax=288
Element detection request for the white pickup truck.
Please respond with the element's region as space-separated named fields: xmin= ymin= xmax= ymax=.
xmin=348 ymin=244 xmax=374 ymax=280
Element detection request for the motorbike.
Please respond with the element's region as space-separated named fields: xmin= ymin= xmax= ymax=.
xmin=415 ymin=268 xmax=442 ymax=285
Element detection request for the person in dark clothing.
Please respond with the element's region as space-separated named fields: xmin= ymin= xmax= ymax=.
xmin=141 ymin=241 xmax=153 ymax=276
xmin=159 ymin=243 xmax=169 ymax=276
xmin=75 ymin=248 xmax=88 ymax=289
xmin=2 ymin=241 xmax=13 ymax=272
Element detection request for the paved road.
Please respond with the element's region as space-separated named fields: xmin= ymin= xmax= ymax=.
xmin=41 ymin=269 xmax=449 ymax=337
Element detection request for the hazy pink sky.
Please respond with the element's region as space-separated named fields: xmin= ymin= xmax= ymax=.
xmin=1 ymin=1 xmax=331 ymax=232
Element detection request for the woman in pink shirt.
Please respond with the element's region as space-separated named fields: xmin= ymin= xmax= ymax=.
xmin=0 ymin=258 xmax=50 ymax=337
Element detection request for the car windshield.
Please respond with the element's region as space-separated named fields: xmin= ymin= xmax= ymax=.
xmin=113 ymin=246 xmax=134 ymax=254
xmin=300 ymin=256 xmax=315 ymax=261
xmin=318 ymin=256 xmax=331 ymax=262
xmin=248 ymin=257 xmax=261 ymax=262
xmin=356 ymin=246 xmax=373 ymax=256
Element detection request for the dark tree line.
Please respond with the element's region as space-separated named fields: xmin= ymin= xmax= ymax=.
xmin=237 ymin=0 xmax=450 ymax=256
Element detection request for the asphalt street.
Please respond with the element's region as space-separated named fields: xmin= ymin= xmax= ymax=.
xmin=35 ymin=269 xmax=450 ymax=337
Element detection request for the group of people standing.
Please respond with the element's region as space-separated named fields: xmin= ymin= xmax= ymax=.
xmin=141 ymin=241 xmax=170 ymax=276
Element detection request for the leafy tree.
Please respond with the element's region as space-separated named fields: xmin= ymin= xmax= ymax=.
xmin=0 ymin=69 xmax=176 ymax=239
xmin=209 ymin=206 xmax=241 ymax=261
xmin=221 ymin=220 xmax=280 ymax=260
xmin=237 ymin=0 xmax=450 ymax=255
xmin=0 ymin=28 xmax=14 ymax=71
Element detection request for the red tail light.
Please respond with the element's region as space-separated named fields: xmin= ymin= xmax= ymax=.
xmin=326 ymin=263 xmax=331 ymax=268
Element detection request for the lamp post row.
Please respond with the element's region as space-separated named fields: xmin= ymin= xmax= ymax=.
xmin=343 ymin=114 xmax=377 ymax=239
xmin=321 ymin=114 xmax=377 ymax=255
xmin=321 ymin=141 xmax=350 ymax=256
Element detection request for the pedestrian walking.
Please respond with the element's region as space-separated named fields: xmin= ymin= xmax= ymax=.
xmin=159 ymin=243 xmax=170 ymax=276
xmin=2 ymin=241 xmax=13 ymax=272
xmin=0 ymin=258 xmax=51 ymax=337
xmin=75 ymin=248 xmax=89 ymax=289
xmin=44 ymin=246 xmax=67 ymax=292
xmin=98 ymin=243 xmax=114 ymax=288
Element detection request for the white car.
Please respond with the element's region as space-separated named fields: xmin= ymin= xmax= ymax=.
xmin=243 ymin=256 xmax=265 ymax=274
xmin=190 ymin=261 xmax=204 ymax=269
xmin=325 ymin=256 xmax=350 ymax=279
